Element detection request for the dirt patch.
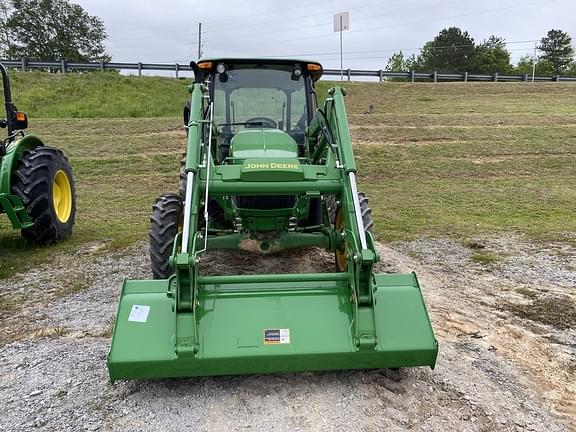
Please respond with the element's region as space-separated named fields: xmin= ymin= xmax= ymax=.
xmin=393 ymin=235 xmax=576 ymax=428
xmin=0 ymin=236 xmax=574 ymax=431
xmin=505 ymin=295 xmax=576 ymax=330
xmin=199 ymin=247 xmax=335 ymax=275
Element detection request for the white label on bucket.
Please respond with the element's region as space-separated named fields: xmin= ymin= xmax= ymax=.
xmin=128 ymin=305 xmax=150 ymax=323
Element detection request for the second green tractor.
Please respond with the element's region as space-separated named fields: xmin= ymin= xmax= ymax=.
xmin=0 ymin=63 xmax=76 ymax=244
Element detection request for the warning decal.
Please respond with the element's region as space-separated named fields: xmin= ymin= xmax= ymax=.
xmin=264 ymin=328 xmax=290 ymax=345
xmin=128 ymin=304 xmax=150 ymax=323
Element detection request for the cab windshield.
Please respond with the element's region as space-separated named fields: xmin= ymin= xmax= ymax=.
xmin=212 ymin=64 xmax=308 ymax=135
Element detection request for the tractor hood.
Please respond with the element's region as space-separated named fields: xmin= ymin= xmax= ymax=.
xmin=230 ymin=129 xmax=298 ymax=160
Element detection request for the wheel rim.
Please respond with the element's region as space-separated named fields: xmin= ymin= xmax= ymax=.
xmin=335 ymin=207 xmax=348 ymax=271
xmin=52 ymin=170 xmax=72 ymax=223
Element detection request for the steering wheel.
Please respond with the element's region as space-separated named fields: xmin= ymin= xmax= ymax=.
xmin=245 ymin=117 xmax=277 ymax=128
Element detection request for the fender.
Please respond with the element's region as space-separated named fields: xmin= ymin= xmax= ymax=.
xmin=0 ymin=135 xmax=44 ymax=194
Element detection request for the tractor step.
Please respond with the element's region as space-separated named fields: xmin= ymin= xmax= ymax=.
xmin=0 ymin=193 xmax=33 ymax=229
xmin=108 ymin=273 xmax=437 ymax=381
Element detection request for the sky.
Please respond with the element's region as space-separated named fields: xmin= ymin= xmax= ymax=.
xmin=74 ymin=0 xmax=575 ymax=73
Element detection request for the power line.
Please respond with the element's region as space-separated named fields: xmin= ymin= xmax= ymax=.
xmin=102 ymin=0 xmax=407 ymax=35
xmin=104 ymin=0 xmax=520 ymax=49
xmin=255 ymin=40 xmax=539 ymax=59
xmin=200 ymin=0 xmax=337 ymax=26
xmin=123 ymin=45 xmax=539 ymax=65
xmin=205 ymin=0 xmax=559 ymax=51
xmin=102 ymin=0 xmax=338 ymax=33
xmin=109 ymin=32 xmax=203 ymax=43
xmin=305 ymin=47 xmax=541 ymax=59
xmin=203 ymin=0 xmax=475 ymax=45
xmin=202 ymin=0 xmax=408 ymax=33
xmin=124 ymin=41 xmax=539 ymax=64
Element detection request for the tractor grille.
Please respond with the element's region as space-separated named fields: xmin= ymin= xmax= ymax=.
xmin=233 ymin=195 xmax=296 ymax=210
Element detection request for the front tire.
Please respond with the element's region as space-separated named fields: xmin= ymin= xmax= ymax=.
xmin=11 ymin=147 xmax=76 ymax=244
xmin=149 ymin=193 xmax=182 ymax=279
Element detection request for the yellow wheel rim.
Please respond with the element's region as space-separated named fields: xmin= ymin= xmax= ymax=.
xmin=335 ymin=207 xmax=348 ymax=271
xmin=52 ymin=170 xmax=72 ymax=223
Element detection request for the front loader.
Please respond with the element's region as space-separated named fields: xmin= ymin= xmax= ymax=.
xmin=0 ymin=63 xmax=76 ymax=244
xmin=108 ymin=59 xmax=437 ymax=381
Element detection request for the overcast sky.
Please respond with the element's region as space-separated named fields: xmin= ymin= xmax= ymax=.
xmin=75 ymin=0 xmax=575 ymax=71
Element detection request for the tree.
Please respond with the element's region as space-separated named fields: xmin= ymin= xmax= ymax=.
xmin=473 ymin=36 xmax=513 ymax=74
xmin=384 ymin=51 xmax=417 ymax=81
xmin=513 ymin=55 xmax=555 ymax=76
xmin=537 ymin=29 xmax=574 ymax=74
xmin=0 ymin=0 xmax=11 ymax=57
xmin=6 ymin=0 xmax=109 ymax=62
xmin=385 ymin=51 xmax=409 ymax=72
xmin=566 ymin=62 xmax=576 ymax=77
xmin=415 ymin=27 xmax=477 ymax=72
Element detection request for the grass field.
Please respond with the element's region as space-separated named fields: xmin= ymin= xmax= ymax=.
xmin=0 ymin=73 xmax=575 ymax=278
xmin=9 ymin=71 xmax=190 ymax=118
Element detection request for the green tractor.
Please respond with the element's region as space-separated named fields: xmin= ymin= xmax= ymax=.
xmin=108 ymin=58 xmax=437 ymax=381
xmin=0 ymin=63 xmax=76 ymax=243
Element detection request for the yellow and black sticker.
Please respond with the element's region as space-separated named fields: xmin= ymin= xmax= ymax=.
xmin=264 ymin=328 xmax=290 ymax=345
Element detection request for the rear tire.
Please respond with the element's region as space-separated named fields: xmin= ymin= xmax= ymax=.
xmin=334 ymin=191 xmax=373 ymax=271
xmin=11 ymin=146 xmax=76 ymax=244
xmin=150 ymin=193 xmax=182 ymax=279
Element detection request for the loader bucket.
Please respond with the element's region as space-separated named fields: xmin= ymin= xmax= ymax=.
xmin=107 ymin=272 xmax=437 ymax=381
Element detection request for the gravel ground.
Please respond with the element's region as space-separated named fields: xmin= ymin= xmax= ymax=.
xmin=0 ymin=235 xmax=574 ymax=431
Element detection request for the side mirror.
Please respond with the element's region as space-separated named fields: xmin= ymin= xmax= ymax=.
xmin=13 ymin=111 xmax=27 ymax=130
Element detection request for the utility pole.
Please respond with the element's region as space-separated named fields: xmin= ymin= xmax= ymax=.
xmin=198 ymin=22 xmax=203 ymax=59
xmin=531 ymin=41 xmax=537 ymax=83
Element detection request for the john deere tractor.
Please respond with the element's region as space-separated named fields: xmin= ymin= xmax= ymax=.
xmin=0 ymin=63 xmax=76 ymax=243
xmin=108 ymin=58 xmax=437 ymax=380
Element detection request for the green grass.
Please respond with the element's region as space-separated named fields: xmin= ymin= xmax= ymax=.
xmin=9 ymin=71 xmax=190 ymax=118
xmin=0 ymin=118 xmax=183 ymax=277
xmin=0 ymin=73 xmax=575 ymax=278
xmin=471 ymin=251 xmax=499 ymax=265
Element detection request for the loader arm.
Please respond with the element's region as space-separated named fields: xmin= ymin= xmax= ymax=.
xmin=307 ymin=87 xmax=381 ymax=344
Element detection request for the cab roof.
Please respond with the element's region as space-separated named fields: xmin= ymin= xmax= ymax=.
xmin=196 ymin=58 xmax=323 ymax=82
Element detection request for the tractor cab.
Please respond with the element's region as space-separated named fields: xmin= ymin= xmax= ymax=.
xmin=193 ymin=59 xmax=322 ymax=163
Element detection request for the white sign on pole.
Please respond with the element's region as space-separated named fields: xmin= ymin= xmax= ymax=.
xmin=333 ymin=12 xmax=349 ymax=32
xmin=334 ymin=12 xmax=350 ymax=81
